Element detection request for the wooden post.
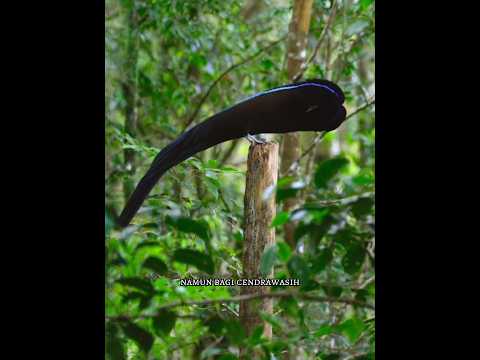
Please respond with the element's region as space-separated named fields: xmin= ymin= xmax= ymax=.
xmin=240 ymin=142 xmax=278 ymax=344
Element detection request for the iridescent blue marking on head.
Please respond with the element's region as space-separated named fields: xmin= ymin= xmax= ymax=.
xmin=241 ymin=82 xmax=342 ymax=103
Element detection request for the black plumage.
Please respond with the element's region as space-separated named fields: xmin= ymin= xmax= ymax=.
xmin=118 ymin=79 xmax=347 ymax=227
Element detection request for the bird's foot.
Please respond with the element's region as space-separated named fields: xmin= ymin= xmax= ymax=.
xmin=246 ymin=133 xmax=267 ymax=145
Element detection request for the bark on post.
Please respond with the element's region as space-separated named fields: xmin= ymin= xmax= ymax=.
xmin=240 ymin=142 xmax=278 ymax=345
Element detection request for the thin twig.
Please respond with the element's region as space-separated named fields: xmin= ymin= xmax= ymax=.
xmin=357 ymin=276 xmax=375 ymax=290
xmin=293 ymin=0 xmax=338 ymax=82
xmin=182 ymin=36 xmax=287 ymax=132
xmin=346 ymin=98 xmax=375 ymax=120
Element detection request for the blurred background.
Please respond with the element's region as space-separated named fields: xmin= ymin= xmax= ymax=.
xmin=106 ymin=0 xmax=375 ymax=359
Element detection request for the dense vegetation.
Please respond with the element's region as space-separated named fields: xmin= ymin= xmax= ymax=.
xmin=106 ymin=0 xmax=375 ymax=359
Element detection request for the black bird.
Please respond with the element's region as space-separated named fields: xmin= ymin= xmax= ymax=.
xmin=118 ymin=79 xmax=347 ymax=227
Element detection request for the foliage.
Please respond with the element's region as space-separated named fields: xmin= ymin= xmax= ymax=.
xmin=106 ymin=0 xmax=375 ymax=358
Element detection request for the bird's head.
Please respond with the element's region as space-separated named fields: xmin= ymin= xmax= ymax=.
xmin=301 ymin=79 xmax=347 ymax=131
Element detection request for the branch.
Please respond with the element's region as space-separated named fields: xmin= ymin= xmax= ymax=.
xmin=182 ymin=36 xmax=287 ymax=132
xmin=300 ymin=192 xmax=374 ymax=208
xmin=293 ymin=0 xmax=338 ymax=82
xmin=106 ymin=290 xmax=373 ymax=322
xmin=153 ymin=290 xmax=373 ymax=313
xmin=346 ymin=97 xmax=375 ymax=120
xmin=219 ymin=139 xmax=240 ymax=166
xmin=287 ymin=131 xmax=327 ymax=174
xmin=288 ymin=97 xmax=375 ymax=171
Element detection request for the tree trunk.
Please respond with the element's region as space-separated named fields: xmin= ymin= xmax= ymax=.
xmin=281 ymin=0 xmax=314 ymax=249
xmin=240 ymin=142 xmax=278 ymax=355
xmin=122 ymin=3 xmax=139 ymax=202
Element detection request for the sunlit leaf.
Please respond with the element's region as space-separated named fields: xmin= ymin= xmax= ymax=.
xmin=277 ymin=241 xmax=292 ymax=262
xmin=360 ymin=0 xmax=374 ymax=11
xmin=338 ymin=317 xmax=366 ymax=343
xmin=271 ymin=211 xmax=290 ymax=227
xmin=314 ymin=325 xmax=335 ymax=338
xmin=249 ymin=325 xmax=264 ymax=346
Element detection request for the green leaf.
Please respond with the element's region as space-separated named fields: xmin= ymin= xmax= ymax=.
xmin=260 ymin=246 xmax=278 ymax=276
xmin=309 ymin=208 xmax=330 ymax=223
xmin=152 ymin=310 xmax=177 ymax=336
xmin=277 ymin=176 xmax=295 ymax=187
xmin=351 ymin=354 xmax=374 ymax=360
xmin=166 ymin=216 xmax=211 ymax=241
xmin=106 ymin=321 xmax=125 ymax=360
xmin=342 ymin=242 xmax=366 ymax=275
xmin=120 ymin=320 xmax=154 ymax=354
xmin=271 ymin=211 xmax=290 ymax=227
xmin=205 ymin=316 xmax=225 ymax=336
xmin=249 ymin=325 xmax=264 ymax=346
xmin=277 ymin=241 xmax=292 ymax=262
xmin=260 ymin=313 xmax=284 ymax=330
xmin=351 ymin=197 xmax=374 ymax=218
xmin=142 ymin=256 xmax=168 ymax=275
xmin=355 ymin=289 xmax=370 ymax=302
xmin=276 ymin=187 xmax=300 ymax=202
xmin=314 ymin=325 xmax=335 ymax=338
xmin=219 ymin=166 xmax=242 ymax=174
xmin=287 ymin=255 xmax=310 ymax=286
xmin=352 ymin=173 xmax=374 ymax=186
xmin=261 ymin=58 xmax=274 ymax=70
xmin=314 ymin=157 xmax=349 ymax=189
xmin=173 ymin=249 xmax=215 ymax=274
xmin=319 ymin=354 xmax=340 ymax=360
xmin=338 ymin=317 xmax=366 ymax=343
xmin=117 ymin=277 xmax=154 ymax=294
xmin=294 ymin=223 xmax=314 ymax=242
xmin=224 ymin=320 xmax=246 ymax=345
xmin=322 ymin=285 xmax=343 ymax=297
xmin=311 ymin=248 xmax=333 ymax=274
xmin=190 ymin=53 xmax=207 ymax=67
xmin=279 ymin=297 xmax=300 ymax=318
xmin=360 ymin=0 xmax=374 ymax=11
xmin=122 ymin=291 xmax=152 ymax=310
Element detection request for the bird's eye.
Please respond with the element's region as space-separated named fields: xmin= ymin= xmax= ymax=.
xmin=306 ymin=105 xmax=319 ymax=113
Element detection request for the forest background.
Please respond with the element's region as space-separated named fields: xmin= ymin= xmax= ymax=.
xmin=106 ymin=0 xmax=375 ymax=359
